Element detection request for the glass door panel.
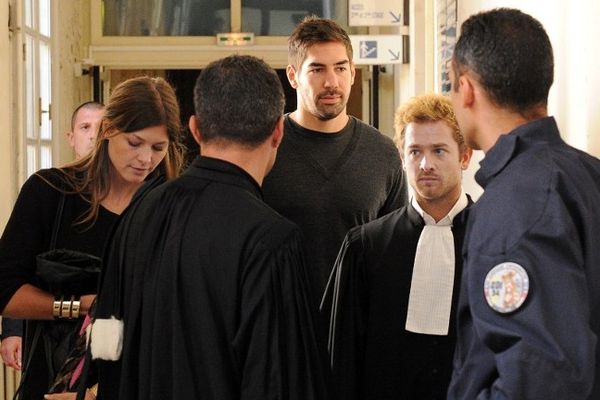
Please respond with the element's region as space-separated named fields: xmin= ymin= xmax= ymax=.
xmin=102 ymin=0 xmax=231 ymax=36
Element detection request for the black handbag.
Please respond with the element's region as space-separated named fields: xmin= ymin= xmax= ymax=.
xmin=14 ymin=189 xmax=102 ymax=399
xmin=36 ymin=249 xmax=102 ymax=297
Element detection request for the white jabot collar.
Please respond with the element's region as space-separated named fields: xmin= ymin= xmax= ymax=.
xmin=405 ymin=190 xmax=467 ymax=335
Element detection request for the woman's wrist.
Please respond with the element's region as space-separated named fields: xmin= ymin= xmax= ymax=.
xmin=52 ymin=296 xmax=81 ymax=319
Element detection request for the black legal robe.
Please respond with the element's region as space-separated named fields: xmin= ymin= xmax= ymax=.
xmin=322 ymin=202 xmax=470 ymax=400
xmin=94 ymin=156 xmax=328 ymax=400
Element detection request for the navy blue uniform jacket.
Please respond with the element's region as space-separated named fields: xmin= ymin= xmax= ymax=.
xmin=448 ymin=117 xmax=600 ymax=399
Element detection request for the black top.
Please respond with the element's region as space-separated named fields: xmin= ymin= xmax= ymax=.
xmin=323 ymin=202 xmax=470 ymax=400
xmin=449 ymin=117 xmax=600 ymax=399
xmin=263 ymin=115 xmax=408 ymax=304
xmin=0 ymin=169 xmax=118 ymax=310
xmin=0 ymin=168 xmax=119 ymax=398
xmin=94 ymin=156 xmax=329 ymax=400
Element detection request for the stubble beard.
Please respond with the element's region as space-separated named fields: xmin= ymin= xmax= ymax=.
xmin=313 ymin=99 xmax=346 ymax=121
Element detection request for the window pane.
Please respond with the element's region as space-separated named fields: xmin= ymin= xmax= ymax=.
xmin=40 ymin=144 xmax=52 ymax=169
xmin=39 ymin=42 xmax=52 ymax=140
xmin=103 ymin=0 xmax=230 ymax=36
xmin=25 ymin=35 xmax=36 ymax=140
xmin=242 ymin=0 xmax=344 ymax=35
xmin=24 ymin=0 xmax=34 ymax=28
xmin=27 ymin=144 xmax=37 ymax=177
xmin=39 ymin=0 xmax=51 ymax=37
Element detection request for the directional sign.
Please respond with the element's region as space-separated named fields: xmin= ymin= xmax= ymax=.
xmin=350 ymin=35 xmax=403 ymax=65
xmin=349 ymin=0 xmax=403 ymax=26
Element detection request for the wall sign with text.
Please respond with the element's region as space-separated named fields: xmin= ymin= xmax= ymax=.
xmin=349 ymin=0 xmax=404 ymax=26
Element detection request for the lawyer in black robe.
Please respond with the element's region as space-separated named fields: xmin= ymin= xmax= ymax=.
xmin=323 ymin=199 xmax=471 ymax=400
xmin=90 ymin=55 xmax=329 ymax=400
xmin=93 ymin=156 xmax=328 ymax=400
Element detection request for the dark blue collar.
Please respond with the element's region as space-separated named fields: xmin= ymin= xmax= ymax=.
xmin=475 ymin=117 xmax=562 ymax=188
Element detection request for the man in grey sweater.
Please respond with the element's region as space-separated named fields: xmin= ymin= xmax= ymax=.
xmin=262 ymin=16 xmax=407 ymax=308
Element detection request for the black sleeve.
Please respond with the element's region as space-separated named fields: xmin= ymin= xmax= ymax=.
xmin=0 ymin=170 xmax=61 ymax=312
xmin=1 ymin=318 xmax=23 ymax=339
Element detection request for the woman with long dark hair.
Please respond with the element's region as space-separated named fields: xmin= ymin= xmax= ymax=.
xmin=0 ymin=76 xmax=184 ymax=400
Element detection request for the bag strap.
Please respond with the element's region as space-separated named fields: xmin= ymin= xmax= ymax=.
xmin=12 ymin=323 xmax=42 ymax=400
xmin=49 ymin=188 xmax=66 ymax=250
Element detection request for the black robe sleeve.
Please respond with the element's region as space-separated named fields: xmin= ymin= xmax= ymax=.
xmin=322 ymin=227 xmax=369 ymax=400
xmin=234 ymin=229 xmax=329 ymax=400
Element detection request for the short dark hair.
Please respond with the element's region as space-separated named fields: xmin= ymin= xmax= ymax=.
xmin=288 ymin=16 xmax=353 ymax=70
xmin=193 ymin=55 xmax=284 ymax=147
xmin=453 ymin=8 xmax=554 ymax=112
xmin=70 ymin=101 xmax=104 ymax=130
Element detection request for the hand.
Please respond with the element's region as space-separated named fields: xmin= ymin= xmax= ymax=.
xmin=44 ymin=390 xmax=96 ymax=400
xmin=0 ymin=336 xmax=22 ymax=370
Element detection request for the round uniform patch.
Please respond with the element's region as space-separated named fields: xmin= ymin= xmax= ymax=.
xmin=484 ymin=262 xmax=529 ymax=313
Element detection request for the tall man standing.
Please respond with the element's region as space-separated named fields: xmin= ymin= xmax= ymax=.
xmin=263 ymin=16 xmax=407 ymax=305
xmin=91 ymin=55 xmax=328 ymax=400
xmin=448 ymin=8 xmax=600 ymax=399
xmin=324 ymin=94 xmax=472 ymax=400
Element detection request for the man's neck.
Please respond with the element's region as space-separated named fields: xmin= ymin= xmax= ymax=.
xmin=201 ymin=142 xmax=272 ymax=186
xmin=289 ymin=109 xmax=349 ymax=133
xmin=478 ymin=105 xmax=548 ymax=153
xmin=416 ymin=189 xmax=462 ymax=223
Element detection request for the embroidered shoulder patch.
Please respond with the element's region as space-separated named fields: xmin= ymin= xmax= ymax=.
xmin=484 ymin=262 xmax=529 ymax=313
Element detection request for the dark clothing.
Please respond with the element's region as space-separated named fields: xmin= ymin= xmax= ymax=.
xmin=449 ymin=117 xmax=600 ymax=400
xmin=94 ymin=156 xmax=328 ymax=400
xmin=0 ymin=169 xmax=118 ymax=399
xmin=324 ymin=202 xmax=469 ymax=400
xmin=1 ymin=318 xmax=21 ymax=339
xmin=263 ymin=115 xmax=407 ymax=304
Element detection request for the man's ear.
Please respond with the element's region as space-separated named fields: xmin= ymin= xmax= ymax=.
xmin=188 ymin=115 xmax=202 ymax=145
xmin=286 ymin=65 xmax=298 ymax=89
xmin=458 ymin=73 xmax=475 ymax=109
xmin=460 ymin=146 xmax=474 ymax=170
xmin=67 ymin=131 xmax=75 ymax=147
xmin=271 ymin=117 xmax=284 ymax=149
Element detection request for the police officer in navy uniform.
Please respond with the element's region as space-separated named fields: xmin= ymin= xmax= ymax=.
xmin=448 ymin=8 xmax=600 ymax=400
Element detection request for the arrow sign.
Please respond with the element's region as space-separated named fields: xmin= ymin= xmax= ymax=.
xmin=349 ymin=0 xmax=404 ymax=26
xmin=389 ymin=12 xmax=402 ymax=23
xmin=350 ymin=35 xmax=403 ymax=65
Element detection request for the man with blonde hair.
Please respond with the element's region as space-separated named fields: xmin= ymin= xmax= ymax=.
xmin=323 ymin=93 xmax=472 ymax=400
